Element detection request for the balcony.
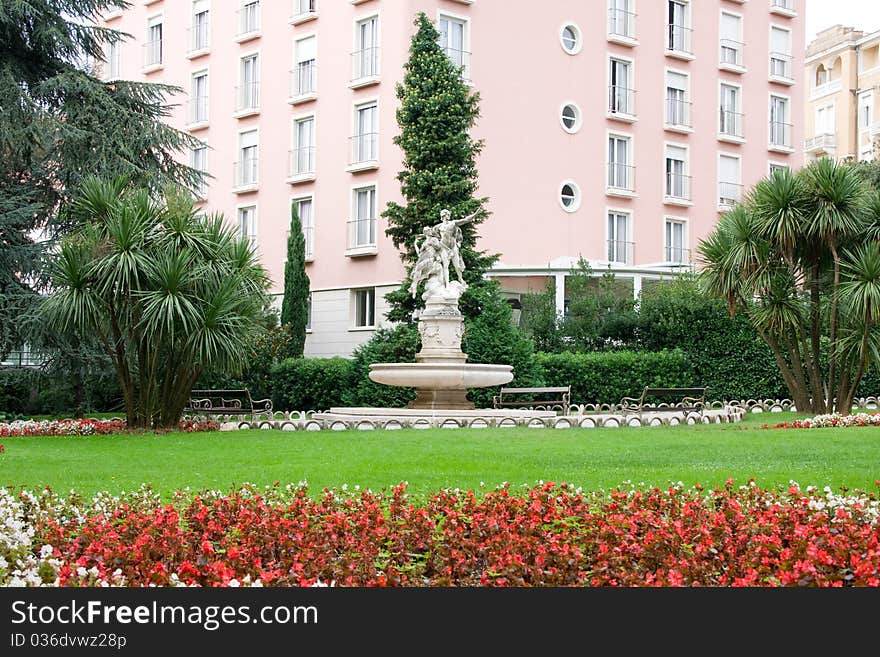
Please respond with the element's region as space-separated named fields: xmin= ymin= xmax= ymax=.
xmin=236 ymin=3 xmax=261 ymax=42
xmin=607 ymin=8 xmax=636 ymax=45
xmin=770 ymin=0 xmax=797 ymax=17
xmin=872 ymin=122 xmax=880 ymax=138
xmin=811 ymin=78 xmax=842 ymax=100
xmin=664 ymin=172 xmax=692 ymax=204
xmin=665 ymin=246 xmax=692 ymax=265
xmin=186 ymin=96 xmax=209 ymax=129
xmin=719 ymin=109 xmax=744 ymax=142
xmin=346 ymin=217 xmax=378 ymax=257
xmin=350 ymin=47 xmax=380 ymax=88
xmin=443 ymin=47 xmax=471 ymax=82
xmin=233 ymin=158 xmax=259 ymax=192
xmin=719 ymin=39 xmax=745 ymax=72
xmin=187 ymin=24 xmax=210 ymax=57
xmin=288 ymin=147 xmax=316 ymax=183
xmin=666 ymin=24 xmax=693 ymax=59
xmin=769 ymin=121 xmax=793 ymax=151
xmin=608 ymin=85 xmax=636 ymax=121
xmin=607 ymin=240 xmax=634 ymax=266
xmin=142 ymin=39 xmax=162 ymax=71
xmin=347 ymin=133 xmax=378 ymax=172
xmin=606 ymin=163 xmax=635 ymax=195
xmin=665 ymin=98 xmax=692 ymax=131
xmin=289 ymin=62 xmax=317 ymax=103
xmin=804 ymin=133 xmax=836 ymax=156
xmin=235 ymin=82 xmax=260 ymax=117
xmin=290 ymin=0 xmax=318 ymax=24
xmin=718 ymin=182 xmax=743 ymax=209
xmin=769 ymin=52 xmax=794 ymax=85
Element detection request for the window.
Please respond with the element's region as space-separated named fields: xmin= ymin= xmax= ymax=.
xmin=190 ymin=71 xmax=208 ymax=124
xmin=237 ymin=130 xmax=258 ymax=187
xmin=609 ymin=58 xmax=634 ymax=116
xmin=720 ymin=13 xmax=743 ymax=68
xmin=295 ymin=197 xmax=314 ymax=259
xmin=665 ymin=145 xmax=689 ymax=201
xmin=354 ymin=16 xmax=380 ymax=79
xmin=665 ymin=219 xmax=687 ymax=263
xmin=560 ymin=103 xmax=581 ymax=133
xmin=352 ymin=186 xmax=377 ymax=248
xmin=353 ymin=288 xmax=376 ymax=328
xmin=719 ymin=84 xmax=742 ymax=138
xmin=238 ymin=54 xmax=259 ymax=112
xmin=770 ymin=27 xmax=792 ymax=81
xmin=239 ymin=0 xmax=260 ymax=36
xmin=238 ymin=206 xmax=256 ymax=244
xmin=294 ymin=0 xmax=316 ymax=16
xmin=608 ymin=0 xmax=635 ymax=40
xmin=145 ymin=15 xmax=163 ymax=66
xmin=352 ymin=102 xmax=378 ymax=164
xmin=559 ymin=181 xmax=581 ymax=212
xmin=107 ymin=40 xmax=121 ymax=79
xmin=190 ymin=144 xmax=208 ymax=199
xmin=667 ymin=1 xmax=690 ymax=54
xmin=306 ymin=293 xmax=312 ymax=330
xmin=816 ymin=104 xmax=835 ymax=134
xmin=770 ymin=95 xmax=791 ymax=148
xmin=191 ymin=0 xmax=210 ymax=51
xmin=665 ymin=70 xmax=689 ymax=128
xmin=607 ymin=211 xmax=632 ymax=264
xmin=293 ymin=36 xmax=317 ymax=97
xmin=860 ymin=93 xmax=873 ymax=130
xmin=769 ymin=163 xmax=789 ymax=176
xmin=293 ymin=116 xmax=315 ymax=176
xmin=560 ymin=24 xmax=581 ymax=54
xmin=815 ymin=65 xmax=828 ymax=87
xmin=439 ymin=15 xmax=469 ymax=78
xmin=718 ymin=155 xmax=741 ymax=207
xmin=607 ymin=135 xmax=633 ymax=192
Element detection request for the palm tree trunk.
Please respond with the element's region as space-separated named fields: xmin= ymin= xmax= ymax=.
xmin=783 ymin=328 xmax=812 ymax=411
xmin=827 ymin=241 xmax=841 ymax=412
xmin=756 ymin=326 xmax=809 ymax=411
xmin=809 ymin=262 xmax=826 ymax=413
xmin=842 ymin=310 xmax=873 ymax=415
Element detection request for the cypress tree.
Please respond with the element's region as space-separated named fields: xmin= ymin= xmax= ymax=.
xmin=382 ymin=12 xmax=496 ymax=322
xmin=280 ymin=202 xmax=310 ymax=358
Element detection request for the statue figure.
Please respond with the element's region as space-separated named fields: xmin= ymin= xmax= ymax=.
xmin=409 ymin=208 xmax=477 ymax=300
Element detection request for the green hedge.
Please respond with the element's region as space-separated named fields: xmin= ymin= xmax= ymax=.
xmin=534 ymin=350 xmax=694 ymax=405
xmin=271 ymin=357 xmax=354 ymax=412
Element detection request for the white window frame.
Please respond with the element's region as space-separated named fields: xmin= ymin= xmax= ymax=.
xmin=769 ymin=92 xmax=793 ymax=152
xmin=190 ymin=140 xmax=209 ymax=200
xmin=769 ymin=24 xmax=794 ymax=84
xmin=236 ymin=50 xmax=260 ymax=116
xmin=351 ymin=287 xmax=377 ymax=330
xmin=291 ymin=33 xmax=318 ymax=100
xmin=189 ymin=68 xmax=209 ymax=126
xmin=559 ymin=22 xmax=582 ymax=55
xmin=665 ymin=0 xmax=693 ymax=59
xmin=291 ymin=193 xmax=315 ymax=262
xmin=437 ymin=10 xmax=471 ymax=80
xmin=236 ymin=0 xmax=261 ymax=41
xmin=144 ymin=13 xmax=164 ymax=70
xmin=663 ymin=140 xmax=691 ymax=205
xmin=607 ymin=0 xmax=637 ymax=45
xmin=347 ymin=182 xmax=379 ymax=256
xmin=606 ymin=130 xmax=635 ymax=196
xmin=664 ymin=217 xmax=688 ymax=264
xmin=236 ymin=127 xmax=259 ymax=190
xmin=236 ymin=203 xmax=258 ymax=245
xmin=559 ymin=180 xmax=581 ymax=213
xmin=352 ymin=12 xmax=381 ymax=84
xmin=717 ymin=152 xmax=742 ymax=210
xmin=189 ymin=0 xmax=211 ymax=54
xmin=348 ymin=98 xmax=379 ymax=171
xmin=663 ymin=67 xmax=691 ymax=132
xmin=605 ymin=208 xmax=633 ymax=265
xmin=560 ymin=101 xmax=582 ymax=133
xmin=719 ymin=10 xmax=745 ymax=72
xmin=719 ymin=80 xmax=744 ymax=143
xmin=290 ymin=112 xmax=316 ymax=180
xmin=607 ymin=54 xmax=636 ymax=121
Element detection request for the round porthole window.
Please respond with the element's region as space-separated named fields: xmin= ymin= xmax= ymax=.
xmin=560 ymin=24 xmax=582 ymax=55
xmin=559 ymin=181 xmax=581 ymax=212
xmin=560 ymin=103 xmax=582 ymax=133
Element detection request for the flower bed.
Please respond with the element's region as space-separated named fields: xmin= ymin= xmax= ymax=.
xmin=2 ymin=481 xmax=878 ymax=587
xmin=0 ymin=418 xmax=219 ymax=437
xmin=769 ymin=412 xmax=880 ymax=430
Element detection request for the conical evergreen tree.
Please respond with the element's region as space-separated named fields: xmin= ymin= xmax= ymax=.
xmin=280 ymin=202 xmax=310 ymax=358
xmin=382 ymin=12 xmax=496 ymax=322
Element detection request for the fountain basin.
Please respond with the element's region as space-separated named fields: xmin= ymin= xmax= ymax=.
xmin=369 ymin=362 xmax=513 ymax=390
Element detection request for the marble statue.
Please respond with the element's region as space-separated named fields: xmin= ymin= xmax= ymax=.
xmin=410 ymin=208 xmax=476 ymax=301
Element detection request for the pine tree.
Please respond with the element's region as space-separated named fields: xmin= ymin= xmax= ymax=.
xmin=0 ymin=0 xmax=203 ymax=358
xmin=280 ymin=202 xmax=311 ymax=358
xmin=382 ymin=12 xmax=496 ymax=322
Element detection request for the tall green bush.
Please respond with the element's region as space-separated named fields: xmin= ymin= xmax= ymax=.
xmin=271 ymin=358 xmax=354 ymax=412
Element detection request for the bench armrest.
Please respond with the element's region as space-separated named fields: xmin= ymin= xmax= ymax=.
xmin=251 ymin=398 xmax=273 ymax=412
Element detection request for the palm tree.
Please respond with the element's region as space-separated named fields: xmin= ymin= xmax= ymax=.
xmin=42 ymin=177 xmax=270 ymax=428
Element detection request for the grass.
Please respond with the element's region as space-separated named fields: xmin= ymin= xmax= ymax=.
xmin=1 ymin=412 xmax=878 ymax=498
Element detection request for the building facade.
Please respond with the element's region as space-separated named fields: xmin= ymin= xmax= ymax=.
xmin=101 ymin=0 xmax=804 ymax=357
xmin=804 ymin=25 xmax=880 ymax=162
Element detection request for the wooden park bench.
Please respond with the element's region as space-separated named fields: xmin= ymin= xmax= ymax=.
xmin=185 ymin=389 xmax=273 ymax=417
xmin=493 ymin=386 xmax=571 ymax=415
xmin=620 ymin=387 xmax=706 ymax=417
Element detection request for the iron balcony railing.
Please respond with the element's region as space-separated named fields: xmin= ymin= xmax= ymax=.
xmin=770 ymin=121 xmax=792 ymax=148
xmin=236 ymin=82 xmax=260 ymax=112
xmin=667 ymin=23 xmax=692 ymax=54
xmin=665 ymin=97 xmax=692 ymax=128
xmin=290 ymin=146 xmax=316 ymax=177
xmin=718 ymin=182 xmax=743 ymax=207
xmin=349 ymin=132 xmax=378 ymax=166
xmin=143 ymin=39 xmax=162 ymax=67
xmin=234 ymin=157 xmax=259 ymax=188
xmin=443 ymin=47 xmax=471 ymax=81
xmin=352 ymin=47 xmax=380 ymax=81
xmin=607 ymin=163 xmax=635 ymax=192
xmin=720 ymin=39 xmax=744 ymax=67
xmin=607 ymin=8 xmax=636 ymax=40
xmin=607 ymin=240 xmax=634 ymax=265
xmin=290 ymin=61 xmax=317 ymax=97
xmin=665 ymin=246 xmax=691 ymax=264
xmin=188 ymin=22 xmax=209 ymax=52
xmin=719 ymin=109 xmax=744 ymax=138
xmin=348 ymin=217 xmax=377 ymax=249
xmin=770 ymin=52 xmax=793 ymax=80
xmin=187 ymin=95 xmax=209 ymax=124
xmin=237 ymin=3 xmax=261 ymax=36
xmin=665 ymin=172 xmax=692 ymax=201
xmin=608 ymin=85 xmax=636 ymax=116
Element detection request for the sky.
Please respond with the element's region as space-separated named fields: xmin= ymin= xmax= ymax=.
xmin=806 ymin=0 xmax=880 ymax=41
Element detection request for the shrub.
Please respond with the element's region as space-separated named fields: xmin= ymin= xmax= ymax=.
xmin=534 ymin=350 xmax=693 ymax=405
xmin=271 ymin=358 xmax=354 ymax=412
xmin=343 ymin=325 xmax=420 ymax=408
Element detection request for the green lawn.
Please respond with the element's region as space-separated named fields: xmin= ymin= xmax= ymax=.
xmin=2 ymin=412 xmax=878 ymax=498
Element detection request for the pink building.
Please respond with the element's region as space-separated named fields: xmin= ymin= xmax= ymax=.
xmin=101 ymin=0 xmax=804 ymax=357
